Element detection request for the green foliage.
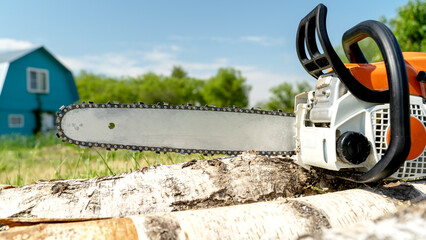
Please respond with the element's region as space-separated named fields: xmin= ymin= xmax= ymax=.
xmin=132 ymin=73 xmax=205 ymax=105
xmin=0 ymin=133 xmax=62 ymax=151
xmin=335 ymin=45 xmax=349 ymax=63
xmin=171 ymin=65 xmax=188 ymax=79
xmin=262 ymin=81 xmax=311 ymax=112
xmin=336 ymin=38 xmax=383 ymax=64
xmin=336 ymin=0 xmax=425 ymax=63
xmin=201 ymin=68 xmax=251 ymax=108
xmin=357 ymin=39 xmax=383 ymax=62
xmin=76 ymin=67 xmax=251 ymax=107
xmin=76 ymin=71 xmax=132 ymax=103
xmin=76 ymin=70 xmax=204 ymax=105
xmin=382 ymin=0 xmax=426 ymax=52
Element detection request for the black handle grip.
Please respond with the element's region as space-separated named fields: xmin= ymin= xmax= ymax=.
xmin=338 ymin=21 xmax=411 ymax=182
xmin=296 ymin=4 xmax=389 ymax=103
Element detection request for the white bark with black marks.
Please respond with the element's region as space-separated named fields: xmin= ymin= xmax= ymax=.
xmin=1 ymin=151 xmax=424 ymax=239
xmin=303 ymin=195 xmax=426 ymax=240
xmin=0 ymin=182 xmax=424 ymax=240
xmin=0 ymin=152 xmax=326 ymax=218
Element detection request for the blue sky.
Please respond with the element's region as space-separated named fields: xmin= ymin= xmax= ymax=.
xmin=0 ymin=0 xmax=408 ymax=105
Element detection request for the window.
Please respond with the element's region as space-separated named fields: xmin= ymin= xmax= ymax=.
xmin=27 ymin=68 xmax=49 ymax=93
xmin=8 ymin=114 xmax=24 ymax=128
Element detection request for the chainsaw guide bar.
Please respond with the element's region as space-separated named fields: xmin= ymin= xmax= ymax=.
xmin=56 ymin=102 xmax=297 ymax=156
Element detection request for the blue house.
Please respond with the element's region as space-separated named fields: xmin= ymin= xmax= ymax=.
xmin=0 ymin=46 xmax=79 ymax=135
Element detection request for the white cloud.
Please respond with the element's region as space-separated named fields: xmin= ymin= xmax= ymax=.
xmin=168 ymin=35 xmax=192 ymax=41
xmin=168 ymin=35 xmax=285 ymax=47
xmin=185 ymin=58 xmax=228 ymax=71
xmin=242 ymin=69 xmax=307 ymax=105
xmin=170 ymin=45 xmax=181 ymax=52
xmin=60 ymin=54 xmax=147 ymax=77
xmin=240 ymin=36 xmax=285 ymax=46
xmin=0 ymin=38 xmax=35 ymax=52
xmin=207 ymin=36 xmax=233 ymax=43
xmin=59 ymin=48 xmax=228 ymax=78
xmin=143 ymin=49 xmax=175 ymax=62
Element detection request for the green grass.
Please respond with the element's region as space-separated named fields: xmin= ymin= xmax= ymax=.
xmin=0 ymin=133 xmax=212 ymax=186
xmin=0 ymin=133 xmax=60 ymax=151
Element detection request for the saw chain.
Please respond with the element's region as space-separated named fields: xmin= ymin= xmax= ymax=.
xmin=56 ymin=101 xmax=296 ymax=156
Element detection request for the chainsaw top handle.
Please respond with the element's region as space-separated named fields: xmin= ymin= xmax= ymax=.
xmin=340 ymin=20 xmax=410 ymax=182
xmin=296 ymin=3 xmax=391 ymax=103
xmin=296 ymin=4 xmax=411 ymax=182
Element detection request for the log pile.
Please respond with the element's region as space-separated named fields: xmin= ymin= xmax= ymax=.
xmin=0 ymin=151 xmax=424 ymax=239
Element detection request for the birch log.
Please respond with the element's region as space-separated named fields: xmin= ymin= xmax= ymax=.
xmin=1 ymin=152 xmax=342 ymax=218
xmin=303 ymin=197 xmax=426 ymax=240
xmin=1 ymin=182 xmax=424 ymax=240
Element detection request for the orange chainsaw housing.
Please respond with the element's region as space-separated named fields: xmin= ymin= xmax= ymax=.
xmin=345 ymin=52 xmax=426 ymax=99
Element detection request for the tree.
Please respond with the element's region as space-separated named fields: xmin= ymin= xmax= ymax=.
xmin=201 ymin=68 xmax=251 ymax=108
xmin=262 ymin=81 xmax=311 ymax=112
xmin=335 ymin=30 xmax=383 ymax=63
xmin=336 ymin=0 xmax=425 ymax=63
xmin=382 ymin=0 xmax=426 ymax=52
xmin=75 ymin=70 xmax=133 ymax=103
xmin=76 ymin=68 xmax=251 ymax=107
xmin=134 ymin=72 xmax=204 ymax=105
xmin=171 ymin=65 xmax=188 ymax=79
xmin=75 ymin=67 xmax=252 ymax=108
xmin=76 ymin=70 xmax=202 ymax=105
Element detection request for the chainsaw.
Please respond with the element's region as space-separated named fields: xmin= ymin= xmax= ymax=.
xmin=56 ymin=4 xmax=426 ymax=183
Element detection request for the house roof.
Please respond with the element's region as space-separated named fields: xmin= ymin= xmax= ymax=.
xmin=0 ymin=46 xmax=73 ymax=95
xmin=0 ymin=63 xmax=8 ymax=94
xmin=0 ymin=46 xmax=42 ymax=64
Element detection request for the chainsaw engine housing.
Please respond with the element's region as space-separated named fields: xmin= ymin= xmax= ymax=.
xmin=294 ymin=4 xmax=426 ymax=182
xmin=294 ymin=74 xmax=426 ymax=180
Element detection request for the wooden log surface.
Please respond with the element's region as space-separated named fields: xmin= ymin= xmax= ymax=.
xmin=303 ymin=199 xmax=426 ymax=240
xmin=1 ymin=151 xmax=425 ymax=239
xmin=0 ymin=182 xmax=424 ymax=240
xmin=0 ymin=151 xmax=355 ymax=219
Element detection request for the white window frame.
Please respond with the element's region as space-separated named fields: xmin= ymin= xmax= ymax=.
xmin=8 ymin=114 xmax=24 ymax=128
xmin=27 ymin=67 xmax=49 ymax=94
